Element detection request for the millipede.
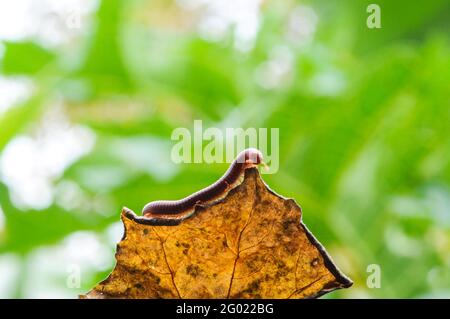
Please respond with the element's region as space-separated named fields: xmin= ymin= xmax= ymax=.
xmin=134 ymin=148 xmax=266 ymax=225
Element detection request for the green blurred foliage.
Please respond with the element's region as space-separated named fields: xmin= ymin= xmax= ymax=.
xmin=0 ymin=0 xmax=449 ymax=298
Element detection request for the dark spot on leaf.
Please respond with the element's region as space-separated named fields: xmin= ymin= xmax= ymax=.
xmin=262 ymin=200 xmax=271 ymax=206
xmin=186 ymin=264 xmax=201 ymax=278
xmin=134 ymin=283 xmax=144 ymax=289
xmin=242 ymin=279 xmax=261 ymax=294
xmin=282 ymin=218 xmax=297 ymax=234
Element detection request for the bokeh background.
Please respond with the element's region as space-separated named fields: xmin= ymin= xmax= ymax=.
xmin=0 ymin=0 xmax=449 ymax=298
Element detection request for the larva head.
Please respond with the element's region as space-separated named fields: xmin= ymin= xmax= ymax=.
xmin=237 ymin=148 xmax=264 ymax=166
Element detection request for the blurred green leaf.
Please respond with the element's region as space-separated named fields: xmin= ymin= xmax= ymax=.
xmin=1 ymin=41 xmax=55 ymax=75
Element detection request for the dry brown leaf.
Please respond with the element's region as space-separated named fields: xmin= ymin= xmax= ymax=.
xmin=82 ymin=168 xmax=352 ymax=299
